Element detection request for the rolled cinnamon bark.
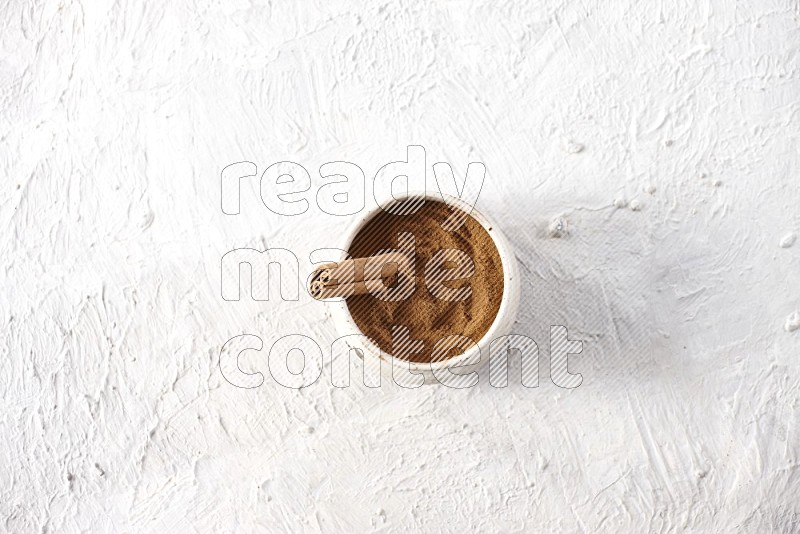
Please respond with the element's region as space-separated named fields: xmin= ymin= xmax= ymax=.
xmin=309 ymin=252 xmax=410 ymax=300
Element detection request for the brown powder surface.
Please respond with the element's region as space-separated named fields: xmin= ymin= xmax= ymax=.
xmin=346 ymin=200 xmax=504 ymax=363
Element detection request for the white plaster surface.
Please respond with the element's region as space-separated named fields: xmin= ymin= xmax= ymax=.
xmin=2 ymin=0 xmax=800 ymax=532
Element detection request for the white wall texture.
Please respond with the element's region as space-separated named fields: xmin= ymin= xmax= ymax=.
xmin=1 ymin=0 xmax=799 ymax=532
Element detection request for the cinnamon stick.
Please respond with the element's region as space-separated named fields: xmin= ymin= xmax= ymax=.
xmin=309 ymin=252 xmax=410 ymax=300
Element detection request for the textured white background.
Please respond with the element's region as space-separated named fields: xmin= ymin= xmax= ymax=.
xmin=2 ymin=0 xmax=800 ymax=532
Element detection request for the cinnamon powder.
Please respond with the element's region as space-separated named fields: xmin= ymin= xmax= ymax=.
xmin=346 ymin=199 xmax=504 ymax=363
